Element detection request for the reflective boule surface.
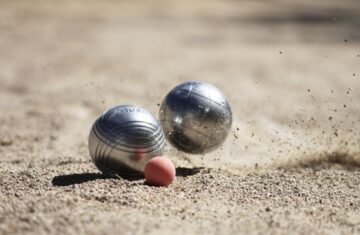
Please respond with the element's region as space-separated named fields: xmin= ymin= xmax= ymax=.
xmin=159 ymin=81 xmax=232 ymax=154
xmin=88 ymin=105 xmax=165 ymax=177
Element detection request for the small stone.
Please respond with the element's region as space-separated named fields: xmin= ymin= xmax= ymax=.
xmin=0 ymin=138 xmax=13 ymax=146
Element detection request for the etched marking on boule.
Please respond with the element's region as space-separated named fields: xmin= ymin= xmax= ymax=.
xmin=88 ymin=105 xmax=165 ymax=176
xmin=159 ymin=81 xmax=232 ymax=154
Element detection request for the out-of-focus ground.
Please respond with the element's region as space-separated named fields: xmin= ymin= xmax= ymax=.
xmin=0 ymin=0 xmax=359 ymax=234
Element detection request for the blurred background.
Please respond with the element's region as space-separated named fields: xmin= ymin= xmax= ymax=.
xmin=0 ymin=0 xmax=359 ymax=169
xmin=1 ymin=2 xmax=360 ymax=234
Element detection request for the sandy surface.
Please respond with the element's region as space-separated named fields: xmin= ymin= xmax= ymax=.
xmin=0 ymin=0 xmax=360 ymax=234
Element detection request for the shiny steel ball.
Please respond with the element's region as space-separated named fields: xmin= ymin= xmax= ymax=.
xmin=159 ymin=81 xmax=232 ymax=154
xmin=88 ymin=105 xmax=165 ymax=177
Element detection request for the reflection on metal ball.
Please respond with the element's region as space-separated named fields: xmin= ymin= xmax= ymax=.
xmin=88 ymin=105 xmax=165 ymax=177
xmin=159 ymin=81 xmax=232 ymax=154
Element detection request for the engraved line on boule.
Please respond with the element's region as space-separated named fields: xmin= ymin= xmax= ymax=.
xmin=97 ymin=121 xmax=160 ymax=139
xmin=94 ymin=122 xmax=164 ymax=146
xmin=95 ymin=121 xmax=164 ymax=143
xmin=102 ymin=142 xmax=113 ymax=169
xmin=93 ymin=139 xmax=100 ymax=161
xmin=98 ymin=120 xmax=160 ymax=130
xmin=97 ymin=124 xmax=160 ymax=140
xmin=162 ymin=92 xmax=231 ymax=117
xmin=113 ymin=126 xmax=163 ymax=139
xmin=93 ymin=125 xmax=165 ymax=151
xmin=97 ymin=139 xmax=104 ymax=163
xmin=93 ymin=131 xmax=164 ymax=154
xmin=105 ymin=145 xmax=114 ymax=169
xmin=94 ymin=138 xmax=103 ymax=162
xmin=92 ymin=126 xmax=165 ymax=154
xmin=100 ymin=123 xmax=159 ymax=136
xmin=96 ymin=121 xmax=162 ymax=141
xmin=99 ymin=139 xmax=110 ymax=166
xmin=175 ymin=88 xmax=229 ymax=108
xmin=98 ymin=138 xmax=106 ymax=163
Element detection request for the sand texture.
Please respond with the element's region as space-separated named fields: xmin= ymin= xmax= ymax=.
xmin=0 ymin=0 xmax=359 ymax=234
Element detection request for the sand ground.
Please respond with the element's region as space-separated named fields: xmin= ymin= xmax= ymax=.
xmin=0 ymin=0 xmax=359 ymax=234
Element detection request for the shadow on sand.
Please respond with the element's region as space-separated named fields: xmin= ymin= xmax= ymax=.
xmin=51 ymin=167 xmax=204 ymax=186
xmin=51 ymin=173 xmax=116 ymax=186
xmin=176 ymin=167 xmax=204 ymax=177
